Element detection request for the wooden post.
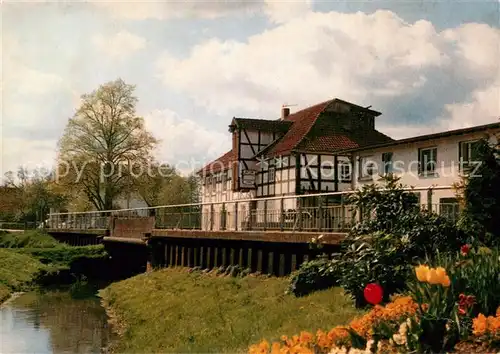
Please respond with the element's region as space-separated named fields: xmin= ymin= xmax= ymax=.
xmin=187 ymin=246 xmax=193 ymax=267
xmin=169 ymin=244 xmax=174 ymax=267
xmin=257 ymin=248 xmax=263 ymax=273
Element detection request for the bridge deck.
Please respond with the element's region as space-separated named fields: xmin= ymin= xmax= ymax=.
xmin=151 ymin=229 xmax=345 ymax=244
xmin=46 ymin=228 xmax=346 ymax=245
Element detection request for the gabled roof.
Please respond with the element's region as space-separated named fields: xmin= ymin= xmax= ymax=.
xmin=198 ymin=98 xmax=388 ymax=174
xmin=229 ymin=118 xmax=292 ymax=133
xmin=198 ymin=149 xmax=235 ymax=175
xmin=265 ymin=100 xmax=333 ymax=157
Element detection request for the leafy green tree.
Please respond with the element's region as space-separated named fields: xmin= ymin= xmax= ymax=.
xmin=57 ymin=79 xmax=157 ymax=210
xmin=2 ymin=167 xmax=67 ymax=222
xmin=456 ymin=138 xmax=500 ymax=246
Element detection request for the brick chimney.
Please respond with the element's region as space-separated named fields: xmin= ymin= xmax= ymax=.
xmin=281 ymin=106 xmax=290 ymax=120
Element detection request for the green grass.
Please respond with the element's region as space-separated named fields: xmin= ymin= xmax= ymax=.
xmin=0 ymin=230 xmax=61 ymax=248
xmin=0 ymin=248 xmax=47 ymax=302
xmin=100 ymin=268 xmax=362 ymax=353
xmin=0 ymin=231 xmax=108 ymax=304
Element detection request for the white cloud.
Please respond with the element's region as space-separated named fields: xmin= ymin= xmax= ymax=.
xmin=156 ymin=10 xmax=500 ymax=132
xmin=92 ymin=31 xmax=146 ymax=59
xmin=1 ymin=137 xmax=58 ymax=176
xmin=143 ymin=109 xmax=231 ymax=174
xmin=93 ymin=0 xmax=311 ymax=22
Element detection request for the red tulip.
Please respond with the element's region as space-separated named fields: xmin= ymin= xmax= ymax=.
xmin=460 ymin=244 xmax=471 ymax=256
xmin=364 ymin=283 xmax=383 ymax=305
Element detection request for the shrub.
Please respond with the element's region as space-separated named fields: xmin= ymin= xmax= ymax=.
xmin=455 ymin=139 xmax=500 ymax=247
xmin=336 ymin=176 xmax=466 ymax=305
xmin=0 ymin=230 xmax=61 ymax=248
xmin=287 ymin=256 xmax=340 ymax=297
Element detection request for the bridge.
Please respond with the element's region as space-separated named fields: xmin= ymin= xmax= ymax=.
xmin=46 ymin=186 xmax=459 ymax=276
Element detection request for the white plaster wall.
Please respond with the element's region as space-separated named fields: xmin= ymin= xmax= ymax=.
xmin=353 ymin=130 xmax=499 ymax=204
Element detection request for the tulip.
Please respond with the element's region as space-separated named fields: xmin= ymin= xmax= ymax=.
xmin=435 ymin=267 xmax=446 ymax=279
xmin=426 ymin=269 xmax=441 ymax=284
xmin=441 ymin=275 xmax=451 ymax=287
xmin=415 ymin=265 xmax=430 ymax=282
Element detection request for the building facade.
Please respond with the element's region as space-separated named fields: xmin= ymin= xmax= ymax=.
xmin=198 ymin=98 xmax=500 ymax=231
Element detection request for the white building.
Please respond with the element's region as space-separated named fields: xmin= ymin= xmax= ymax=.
xmin=198 ymin=98 xmax=500 ymax=231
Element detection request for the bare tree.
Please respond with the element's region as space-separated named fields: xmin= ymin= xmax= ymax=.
xmin=58 ymin=79 xmax=157 ymax=210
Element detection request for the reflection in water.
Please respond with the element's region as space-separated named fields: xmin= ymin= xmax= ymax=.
xmin=0 ymin=289 xmax=113 ymax=353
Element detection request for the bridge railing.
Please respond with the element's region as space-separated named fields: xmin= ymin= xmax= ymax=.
xmin=47 ymin=186 xmax=461 ymax=232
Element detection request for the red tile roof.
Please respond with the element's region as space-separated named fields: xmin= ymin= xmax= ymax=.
xmin=298 ymin=135 xmax=359 ymax=152
xmin=198 ymin=98 xmax=392 ymax=175
xmin=296 ymin=130 xmax=394 ymax=153
xmin=265 ymin=100 xmax=332 ymax=157
xmin=198 ymin=149 xmax=235 ymax=175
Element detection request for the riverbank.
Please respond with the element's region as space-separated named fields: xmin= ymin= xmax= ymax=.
xmin=100 ymin=267 xmax=362 ymax=353
xmin=0 ymin=248 xmax=47 ymax=303
xmin=0 ymin=230 xmax=109 ymax=304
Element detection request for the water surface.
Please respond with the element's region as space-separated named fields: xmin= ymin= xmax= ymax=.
xmin=0 ymin=288 xmax=113 ymax=353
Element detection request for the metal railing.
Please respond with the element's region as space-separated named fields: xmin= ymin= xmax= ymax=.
xmin=47 ymin=186 xmax=461 ymax=233
xmin=0 ymin=221 xmax=39 ymax=230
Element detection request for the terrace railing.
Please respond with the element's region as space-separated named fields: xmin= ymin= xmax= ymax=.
xmin=47 ymin=186 xmax=461 ymax=233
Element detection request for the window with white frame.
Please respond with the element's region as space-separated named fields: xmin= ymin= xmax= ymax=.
xmin=459 ymin=140 xmax=480 ymax=172
xmin=359 ymin=156 xmax=376 ymax=179
xmin=418 ymin=147 xmax=437 ymax=176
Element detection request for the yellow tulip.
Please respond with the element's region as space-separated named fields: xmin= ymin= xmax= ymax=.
xmin=441 ymin=275 xmax=451 ymax=287
xmin=415 ymin=265 xmax=430 ymax=282
xmin=435 ymin=267 xmax=447 ymax=278
xmin=426 ymin=269 xmax=441 ymax=284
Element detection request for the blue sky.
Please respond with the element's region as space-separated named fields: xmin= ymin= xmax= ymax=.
xmin=2 ymin=0 xmax=499 ymax=176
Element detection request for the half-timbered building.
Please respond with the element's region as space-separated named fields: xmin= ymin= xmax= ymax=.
xmin=198 ymin=98 xmax=394 ymax=230
xmin=198 ymin=97 xmax=500 ymax=231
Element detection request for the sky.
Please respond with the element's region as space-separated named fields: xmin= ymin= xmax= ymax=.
xmin=1 ymin=0 xmax=499 ymax=177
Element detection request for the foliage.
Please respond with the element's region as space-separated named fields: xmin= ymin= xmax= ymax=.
xmin=254 ymin=246 xmax=500 ymax=353
xmin=57 ymin=79 xmax=158 ymax=211
xmin=0 ymin=248 xmax=47 ymax=294
xmin=455 ymin=138 xmax=500 ymax=246
xmin=336 ymin=175 xmax=466 ymax=305
xmin=18 ymin=245 xmax=108 ymax=269
xmin=408 ymin=264 xmax=456 ymax=352
xmin=134 ymin=165 xmax=201 ymax=207
xmin=400 ymin=247 xmax=500 ymax=352
xmin=287 ymin=256 xmax=340 ymax=297
xmin=0 ymin=230 xmax=61 ymax=248
xmin=1 ymin=167 xmax=67 ymax=223
xmin=100 ymin=268 xmax=361 ymax=353
xmin=249 ymin=296 xmax=418 ymax=353
xmin=432 ymin=246 xmax=500 ymax=317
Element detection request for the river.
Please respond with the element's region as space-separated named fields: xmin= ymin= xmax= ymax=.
xmin=0 ymin=285 xmax=115 ymax=353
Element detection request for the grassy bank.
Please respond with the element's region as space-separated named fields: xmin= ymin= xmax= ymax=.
xmin=0 ymin=230 xmax=109 ymax=303
xmin=100 ymin=268 xmax=362 ymax=353
xmin=0 ymin=248 xmax=47 ymax=303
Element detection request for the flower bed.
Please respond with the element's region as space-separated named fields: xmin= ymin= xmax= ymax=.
xmin=249 ymin=246 xmax=500 ymax=353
